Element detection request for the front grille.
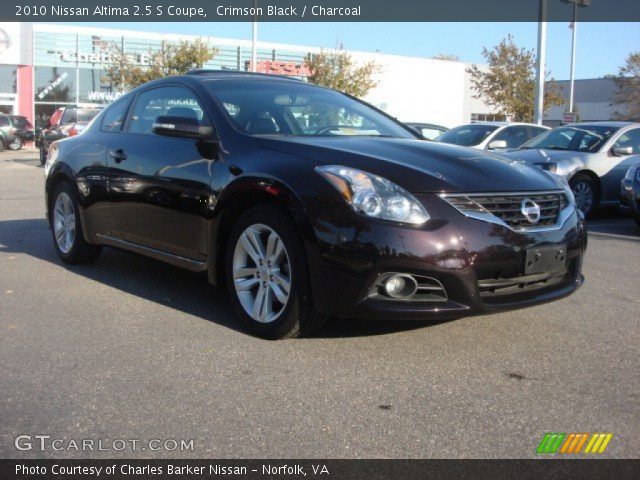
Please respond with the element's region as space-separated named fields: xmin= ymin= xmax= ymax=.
xmin=443 ymin=191 xmax=568 ymax=230
xmin=478 ymin=271 xmax=567 ymax=297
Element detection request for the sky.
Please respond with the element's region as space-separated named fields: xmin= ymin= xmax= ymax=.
xmin=60 ymin=22 xmax=639 ymax=80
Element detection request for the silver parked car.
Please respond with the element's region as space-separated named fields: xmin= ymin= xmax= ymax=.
xmin=501 ymin=122 xmax=640 ymax=216
xmin=436 ymin=122 xmax=550 ymax=151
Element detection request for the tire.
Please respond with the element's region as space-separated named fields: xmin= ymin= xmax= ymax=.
xmin=8 ymin=137 xmax=23 ymax=151
xmin=569 ymin=173 xmax=598 ymax=218
xmin=634 ymin=215 xmax=640 ymax=229
xmin=225 ymin=205 xmax=326 ymax=339
xmin=39 ymin=147 xmax=46 ymax=166
xmin=50 ymin=182 xmax=102 ymax=264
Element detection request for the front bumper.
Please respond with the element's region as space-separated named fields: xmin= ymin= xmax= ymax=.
xmin=304 ymin=193 xmax=587 ymax=320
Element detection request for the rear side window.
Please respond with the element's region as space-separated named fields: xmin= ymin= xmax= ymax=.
xmin=101 ymin=97 xmax=130 ymax=133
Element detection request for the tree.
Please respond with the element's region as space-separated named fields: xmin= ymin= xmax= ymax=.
xmin=105 ymin=39 xmax=218 ymax=90
xmin=304 ymin=50 xmax=380 ymax=98
xmin=611 ymin=51 xmax=640 ymax=121
xmin=467 ymin=35 xmax=563 ymax=122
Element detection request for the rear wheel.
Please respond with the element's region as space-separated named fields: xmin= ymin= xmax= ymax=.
xmin=225 ymin=205 xmax=325 ymax=339
xmin=634 ymin=215 xmax=640 ymax=229
xmin=50 ymin=182 xmax=102 ymax=264
xmin=8 ymin=137 xmax=22 ymax=151
xmin=39 ymin=147 xmax=46 ymax=166
xmin=570 ymin=173 xmax=597 ymax=217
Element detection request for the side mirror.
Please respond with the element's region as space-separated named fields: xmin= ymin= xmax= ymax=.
xmin=612 ymin=145 xmax=633 ymax=157
xmin=487 ymin=139 xmax=508 ymax=150
xmin=152 ymin=115 xmax=213 ymax=140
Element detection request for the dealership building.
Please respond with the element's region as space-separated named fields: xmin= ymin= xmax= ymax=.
xmin=0 ymin=22 xmax=505 ymax=128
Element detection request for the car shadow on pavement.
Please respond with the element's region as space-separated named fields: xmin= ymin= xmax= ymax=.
xmin=0 ymin=218 xmax=434 ymax=338
xmin=586 ymin=210 xmax=639 ymax=242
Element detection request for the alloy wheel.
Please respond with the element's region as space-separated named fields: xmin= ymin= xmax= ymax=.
xmin=572 ymin=181 xmax=594 ymax=214
xmin=232 ymin=224 xmax=291 ymax=323
xmin=53 ymin=192 xmax=76 ymax=254
xmin=9 ymin=138 xmax=22 ymax=150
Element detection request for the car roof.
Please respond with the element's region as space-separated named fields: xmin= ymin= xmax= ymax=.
xmin=466 ymin=121 xmax=549 ymax=127
xmin=405 ymin=122 xmax=448 ymax=129
xmin=563 ymin=121 xmax=638 ymax=128
xmin=186 ymin=69 xmax=304 ymax=83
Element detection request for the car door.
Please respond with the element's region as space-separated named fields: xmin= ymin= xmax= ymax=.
xmin=107 ymin=84 xmax=215 ymax=262
xmin=601 ymin=127 xmax=640 ymax=201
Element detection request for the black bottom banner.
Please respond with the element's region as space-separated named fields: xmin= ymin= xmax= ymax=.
xmin=2 ymin=459 xmax=639 ymax=480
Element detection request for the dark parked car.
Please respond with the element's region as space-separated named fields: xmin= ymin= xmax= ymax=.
xmin=621 ymin=159 xmax=640 ymax=228
xmin=404 ymin=122 xmax=448 ymax=140
xmin=37 ymin=106 xmax=102 ymax=164
xmin=44 ymin=71 xmax=586 ymax=339
xmin=0 ymin=114 xmax=34 ymax=151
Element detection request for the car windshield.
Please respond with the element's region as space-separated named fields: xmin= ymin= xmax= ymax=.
xmin=520 ymin=125 xmax=619 ymax=152
xmin=60 ymin=108 xmax=101 ymax=125
xmin=437 ymin=124 xmax=500 ymax=146
xmin=204 ymin=80 xmax=415 ymax=138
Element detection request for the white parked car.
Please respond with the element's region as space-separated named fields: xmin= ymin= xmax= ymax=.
xmin=436 ymin=122 xmax=550 ymax=151
xmin=501 ymin=122 xmax=640 ymax=216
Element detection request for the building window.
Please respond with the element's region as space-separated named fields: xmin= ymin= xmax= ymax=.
xmin=0 ymin=65 xmax=17 ymax=94
xmin=35 ymin=67 xmax=76 ymax=103
xmin=471 ymin=113 xmax=506 ymax=123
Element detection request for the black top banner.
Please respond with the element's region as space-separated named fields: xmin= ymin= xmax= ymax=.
xmin=6 ymin=0 xmax=640 ymax=22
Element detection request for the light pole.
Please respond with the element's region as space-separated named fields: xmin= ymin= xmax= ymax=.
xmin=534 ymin=0 xmax=548 ymax=125
xmin=563 ymin=0 xmax=591 ymax=113
xmin=251 ymin=0 xmax=258 ymax=72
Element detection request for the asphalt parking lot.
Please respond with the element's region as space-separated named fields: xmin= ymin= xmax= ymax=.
xmin=0 ymin=149 xmax=638 ymax=459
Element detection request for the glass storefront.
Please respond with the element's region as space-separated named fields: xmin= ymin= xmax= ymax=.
xmin=32 ymin=30 xmax=309 ymax=128
xmin=0 ymin=65 xmax=17 ymax=114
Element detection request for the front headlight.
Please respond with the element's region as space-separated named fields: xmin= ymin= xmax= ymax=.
xmin=548 ymin=172 xmax=575 ymax=206
xmin=44 ymin=142 xmax=58 ymax=177
xmin=316 ymin=165 xmax=430 ymax=225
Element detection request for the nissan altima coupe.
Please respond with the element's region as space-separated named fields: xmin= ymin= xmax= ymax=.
xmin=44 ymin=71 xmax=586 ymax=339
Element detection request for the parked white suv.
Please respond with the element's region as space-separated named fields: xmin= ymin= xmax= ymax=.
xmin=436 ymin=122 xmax=550 ymax=151
xmin=501 ymin=122 xmax=640 ymax=216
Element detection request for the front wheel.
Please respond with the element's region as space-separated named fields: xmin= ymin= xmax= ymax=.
xmin=8 ymin=137 xmax=23 ymax=151
xmin=50 ymin=182 xmax=102 ymax=264
xmin=225 ymin=205 xmax=325 ymax=339
xmin=570 ymin=173 xmax=597 ymax=218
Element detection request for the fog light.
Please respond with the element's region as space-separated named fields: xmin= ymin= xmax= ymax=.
xmin=383 ymin=274 xmax=418 ymax=299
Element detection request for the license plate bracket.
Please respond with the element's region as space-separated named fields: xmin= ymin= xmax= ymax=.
xmin=524 ymin=245 xmax=567 ymax=275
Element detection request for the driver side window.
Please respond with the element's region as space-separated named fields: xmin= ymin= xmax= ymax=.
xmin=492 ymin=126 xmax=528 ymax=148
xmin=614 ymin=129 xmax=640 ymax=155
xmin=128 ymin=86 xmax=206 ymax=136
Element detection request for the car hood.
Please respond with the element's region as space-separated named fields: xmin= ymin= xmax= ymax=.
xmin=256 ymin=136 xmax=560 ymax=193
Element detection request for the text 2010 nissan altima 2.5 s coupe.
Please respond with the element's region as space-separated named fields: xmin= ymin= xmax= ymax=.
xmin=44 ymin=71 xmax=587 ymax=339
